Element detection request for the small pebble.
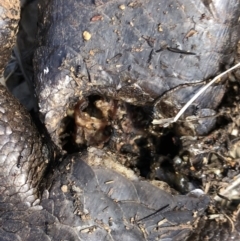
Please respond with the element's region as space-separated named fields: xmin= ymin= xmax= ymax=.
xmin=119 ymin=4 xmax=125 ymax=10
xmin=61 ymin=185 xmax=68 ymax=193
xmin=158 ymin=24 xmax=163 ymax=32
xmin=83 ymin=31 xmax=91 ymax=41
xmin=231 ymin=128 xmax=238 ymax=136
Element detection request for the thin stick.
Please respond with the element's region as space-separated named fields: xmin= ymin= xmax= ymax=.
xmin=173 ymin=62 xmax=240 ymax=123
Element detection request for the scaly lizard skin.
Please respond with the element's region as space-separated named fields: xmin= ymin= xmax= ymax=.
xmin=0 ymin=1 xmax=240 ymax=240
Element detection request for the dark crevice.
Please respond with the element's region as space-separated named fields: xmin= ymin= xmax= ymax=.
xmin=57 ymin=94 xmax=205 ymax=194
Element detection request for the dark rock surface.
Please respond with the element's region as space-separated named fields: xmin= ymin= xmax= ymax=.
xmin=34 ymin=0 xmax=240 ymax=146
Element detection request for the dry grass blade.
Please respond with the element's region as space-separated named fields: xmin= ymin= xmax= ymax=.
xmin=214 ymin=174 xmax=240 ymax=202
xmin=152 ymin=62 xmax=240 ymax=125
xmin=173 ymin=62 xmax=240 ymax=123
